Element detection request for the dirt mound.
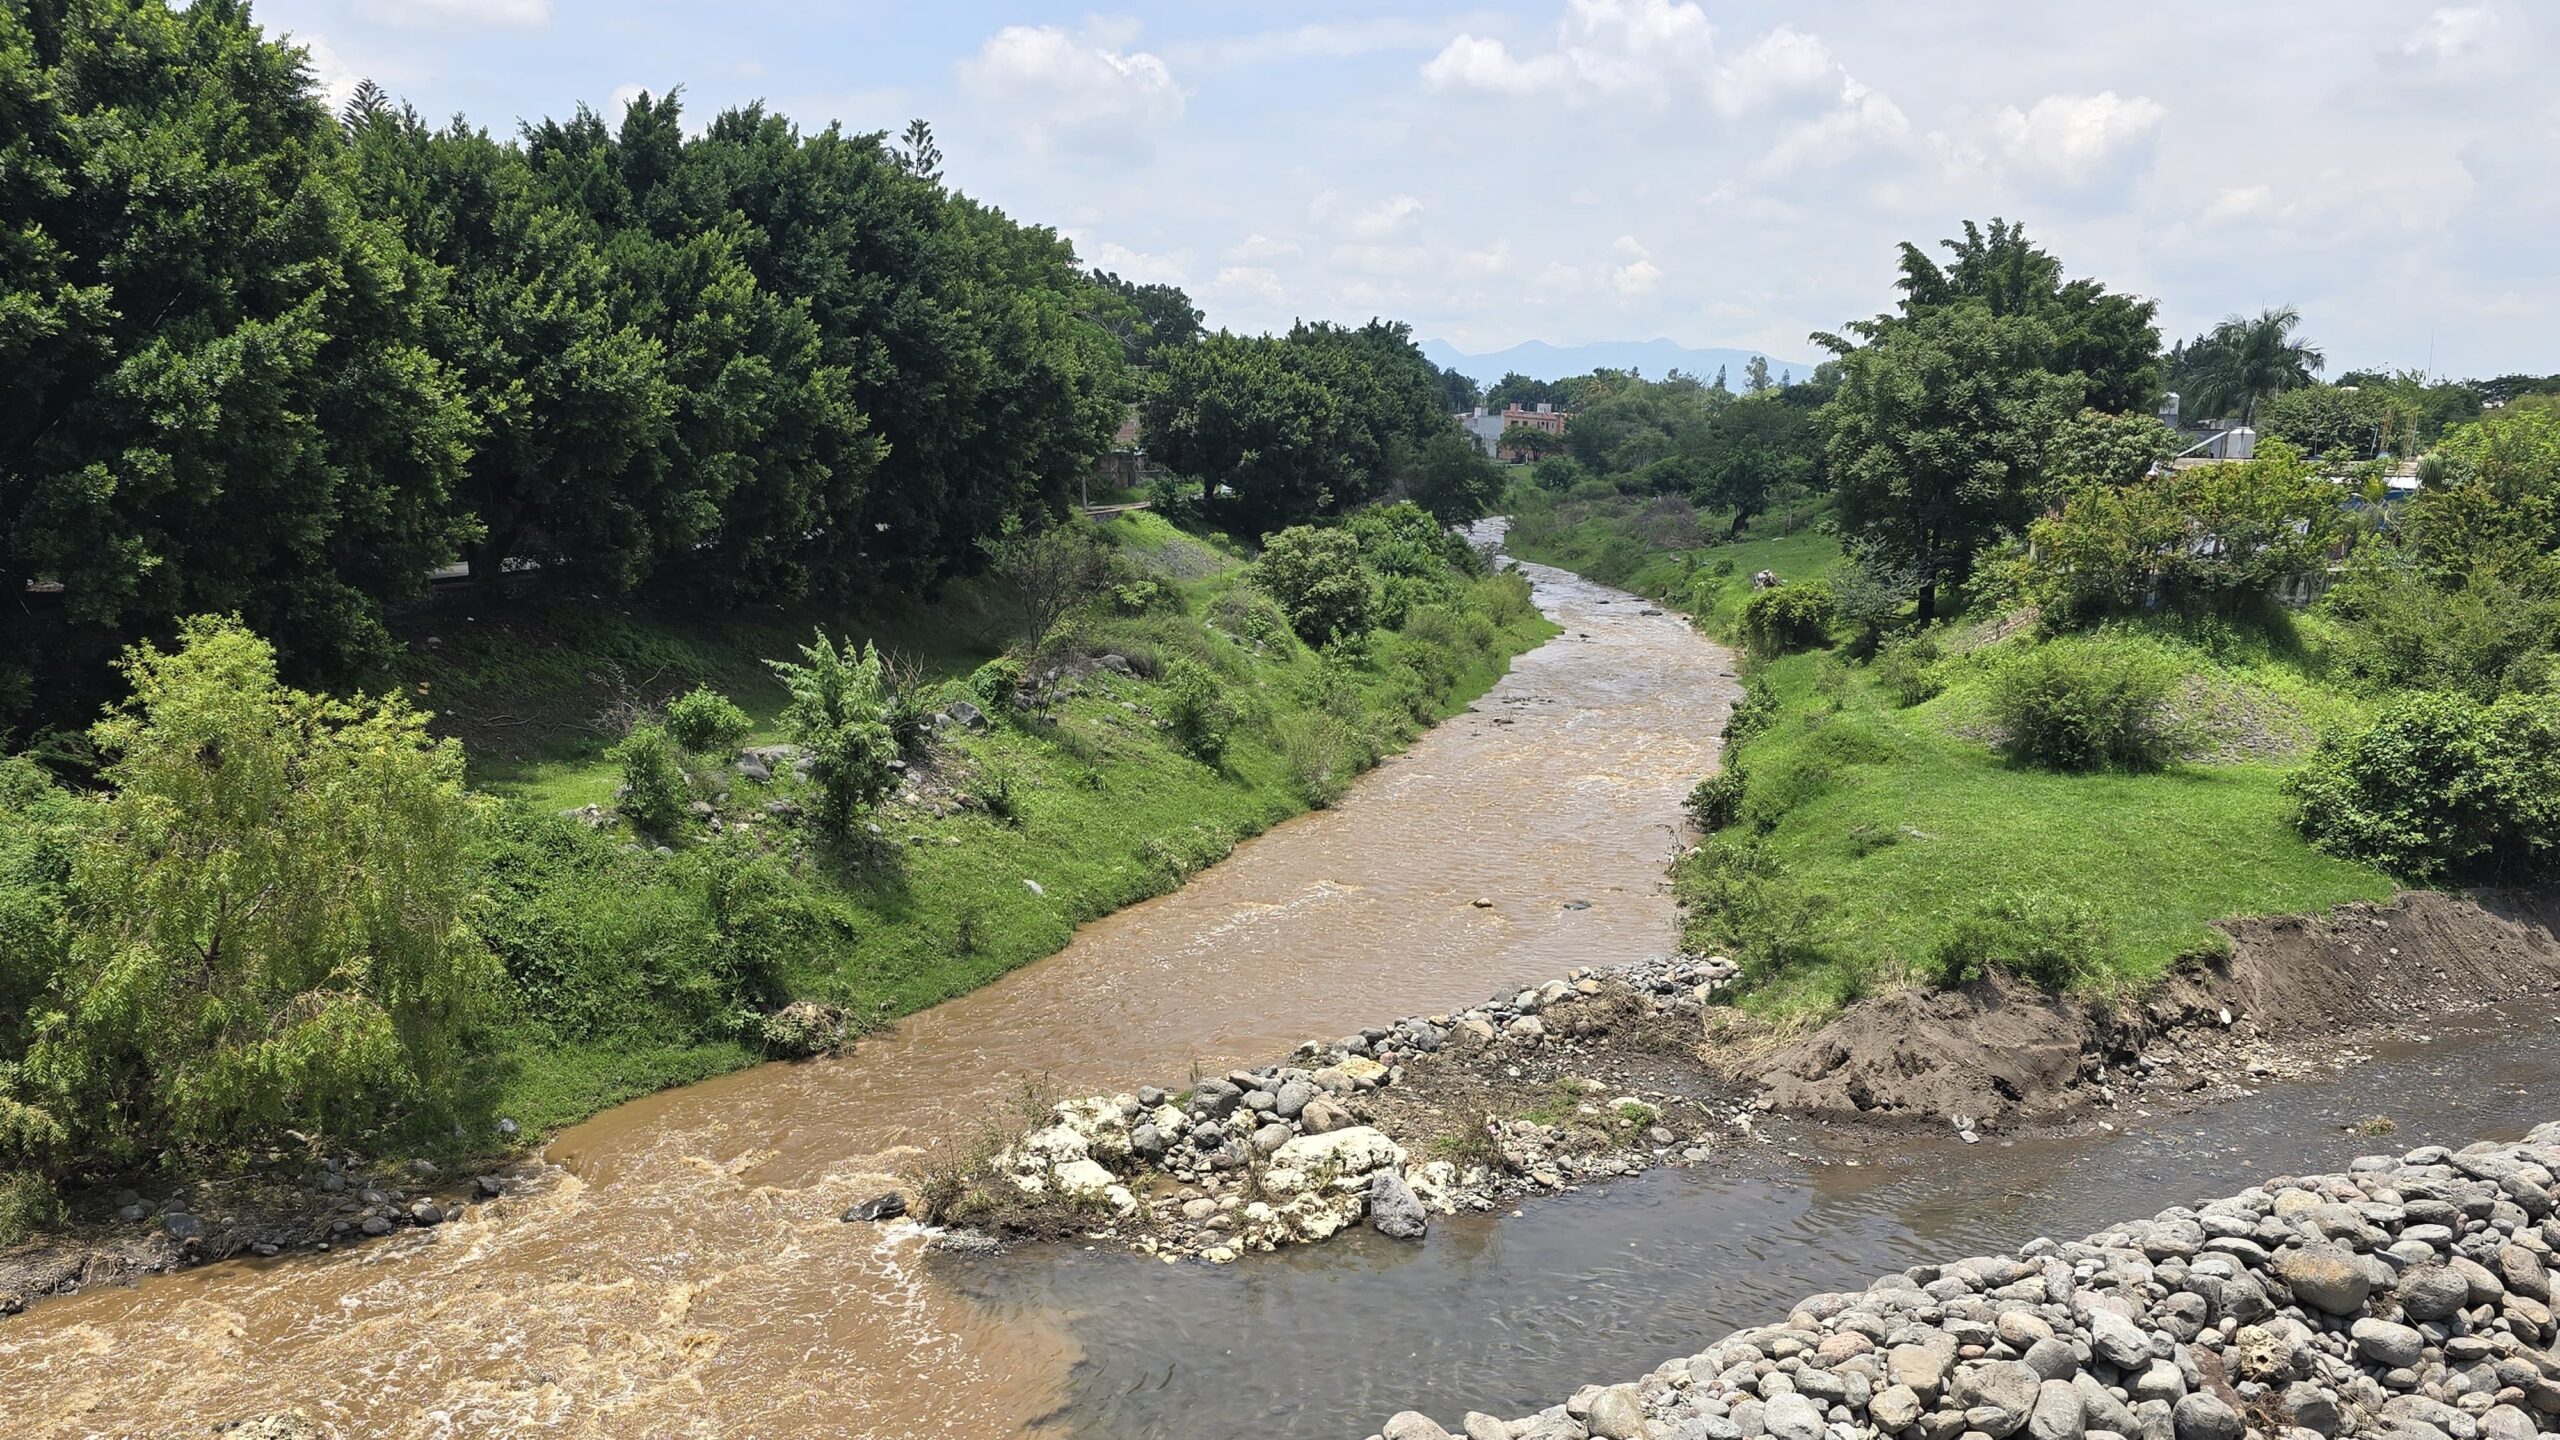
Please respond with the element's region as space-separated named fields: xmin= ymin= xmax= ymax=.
xmin=1745 ymin=889 xmax=2560 ymax=1126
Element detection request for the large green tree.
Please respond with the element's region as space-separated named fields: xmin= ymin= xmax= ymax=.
xmin=1882 ymin=218 xmax=2161 ymax=414
xmin=2176 ymin=305 xmax=2323 ymax=426
xmin=1822 ymin=305 xmax=2081 ymax=621
xmin=1 ymin=0 xmax=476 ymax=715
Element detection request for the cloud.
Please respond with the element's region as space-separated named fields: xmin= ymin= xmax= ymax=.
xmin=2397 ymin=5 xmax=2520 ymax=74
xmin=1756 ymin=78 xmax=1913 ymax=174
xmin=1423 ymin=0 xmax=1716 ymax=104
xmin=1710 ymin=27 xmax=1838 ymax=118
xmin=295 ymin=33 xmax=365 ymax=110
xmin=1224 ymin=234 xmax=1301 ymax=262
xmin=1991 ymin=91 xmax=2167 ymax=187
xmin=350 ymin=0 xmax=551 ymax=30
xmin=1175 ymin=18 xmax=1459 ymax=70
xmin=961 ymin=23 xmax=1185 ymax=155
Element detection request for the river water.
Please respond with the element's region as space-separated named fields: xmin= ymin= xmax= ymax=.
xmin=4 ymin=545 xmax=2546 ymax=1440
xmin=0 ymin=549 xmax=1740 ymax=1438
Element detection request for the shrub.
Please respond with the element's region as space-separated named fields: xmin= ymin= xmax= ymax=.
xmin=1162 ymin=658 xmax=1238 ymax=761
xmin=1925 ymin=891 xmax=2115 ymax=991
xmin=663 ymin=685 xmax=753 ymax=753
xmin=1724 ymin=672 xmax=1781 ymax=747
xmin=966 ymin=655 xmax=1025 ymax=714
xmin=1987 ymin=636 xmax=2181 ymax=770
xmin=1676 ymin=834 xmax=1838 ymax=988
xmin=1470 ymin=569 xmax=1537 ymax=627
xmin=610 ymin=723 xmax=691 ymax=837
xmin=1874 ymin=634 xmax=1945 ymax=707
xmin=1686 ymin=770 xmax=1744 ymax=832
xmin=1252 ymin=525 xmax=1379 ymax=644
xmin=22 ymin=617 xmax=493 ymax=1161
xmin=1277 ymin=710 xmax=1363 ymax=807
xmin=0 ymin=1168 xmax=61 ymax=1246
xmin=768 ymin=633 xmax=901 ymax=836
xmin=2285 ymin=690 xmax=2560 ymax=882
xmin=1532 ymin=454 xmax=1589 ymax=492
xmin=1739 ymin=582 xmax=1835 ymax=657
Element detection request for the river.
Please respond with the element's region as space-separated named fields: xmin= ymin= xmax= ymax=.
xmin=0 ymin=547 xmax=1739 ymax=1438
xmin=5 ymin=544 xmax=2545 ymax=1440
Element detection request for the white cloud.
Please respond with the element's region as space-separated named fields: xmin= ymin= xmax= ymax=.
xmin=1991 ymin=91 xmax=2167 ymax=186
xmin=1710 ymin=27 xmax=1837 ymax=118
xmin=1082 ymin=239 xmax=1191 ymax=286
xmin=961 ymin=23 xmax=1185 ymax=155
xmin=1176 ymin=18 xmax=1459 ymax=70
xmin=351 ymin=0 xmax=551 ymax=30
xmin=1224 ymin=233 xmax=1301 ymax=262
xmin=296 ymin=33 xmax=365 ymax=111
xmin=609 ymin=82 xmax=649 ymax=116
xmin=2398 ymin=5 xmax=2517 ymax=73
xmin=1423 ymin=0 xmax=1715 ymax=104
xmin=1343 ymin=194 xmax=1424 ymax=240
xmin=1757 ymin=78 xmax=1912 ymax=174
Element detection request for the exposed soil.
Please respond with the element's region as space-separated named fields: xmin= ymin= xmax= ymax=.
xmin=1744 ymin=888 xmax=2560 ymax=1126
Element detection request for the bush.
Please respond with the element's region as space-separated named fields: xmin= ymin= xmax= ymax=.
xmin=663 ymin=685 xmax=753 ymax=753
xmin=0 ymin=1168 xmax=61 ymax=1246
xmin=2285 ymin=690 xmax=2560 ymax=882
xmin=1162 ymin=658 xmax=1238 ymax=761
xmin=1724 ymin=672 xmax=1781 ymax=746
xmin=1739 ymin=582 xmax=1835 ymax=657
xmin=966 ymin=655 xmax=1025 ymax=714
xmin=1277 ymin=710 xmax=1363 ymax=807
xmin=1924 ymin=891 xmax=2114 ymax=991
xmin=1874 ymin=634 xmax=1945 ymax=707
xmin=1251 ymin=525 xmax=1379 ymax=644
xmin=1676 ymin=834 xmax=1838 ymax=987
xmin=610 ymin=723 xmax=691 ymax=837
xmin=1532 ymin=454 xmax=1589 ymax=492
xmin=16 ymin=617 xmax=493 ymax=1162
xmin=1686 ymin=770 xmax=1744 ymax=832
xmin=1987 ymin=636 xmax=2181 ymax=770
xmin=768 ymin=633 xmax=901 ymax=836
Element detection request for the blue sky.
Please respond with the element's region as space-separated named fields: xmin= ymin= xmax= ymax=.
xmin=277 ymin=2 xmax=2560 ymax=378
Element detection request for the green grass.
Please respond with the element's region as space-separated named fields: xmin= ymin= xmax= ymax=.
xmin=1501 ymin=487 xmax=2397 ymax=1022
xmin=1689 ymin=648 xmax=2394 ymax=1016
xmin=411 ymin=516 xmax=1557 ymax=1139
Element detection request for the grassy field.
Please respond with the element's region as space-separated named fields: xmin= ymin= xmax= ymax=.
xmin=412 ymin=512 xmax=1560 ymax=1138
xmin=1500 ymin=483 xmax=2396 ymax=1020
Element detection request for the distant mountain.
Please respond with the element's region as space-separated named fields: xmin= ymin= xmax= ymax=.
xmin=1422 ymin=337 xmax=1820 ymax=388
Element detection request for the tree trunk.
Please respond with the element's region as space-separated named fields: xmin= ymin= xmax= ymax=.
xmin=1916 ymin=580 xmax=1938 ymax=624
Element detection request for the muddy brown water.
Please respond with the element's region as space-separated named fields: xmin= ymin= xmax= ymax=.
xmin=0 ymin=544 xmax=1740 ymax=1438
xmin=5 ymin=542 xmax=2545 ymax=1440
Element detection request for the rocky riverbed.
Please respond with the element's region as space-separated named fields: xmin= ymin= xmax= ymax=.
xmin=1361 ymin=1123 xmax=2560 ymax=1440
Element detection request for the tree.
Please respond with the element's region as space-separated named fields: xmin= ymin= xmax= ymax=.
xmin=1693 ymin=393 xmax=1814 ymax=536
xmin=12 ymin=618 xmax=493 ymax=1163
xmin=2025 ymin=441 xmax=2346 ymax=624
xmin=1399 ymin=430 xmax=1504 ymax=524
xmin=2044 ymin=409 xmax=2177 ymax=490
xmin=1712 ymin=365 xmax=1730 ymax=395
xmin=1870 ymin=219 xmax=2160 ymax=413
xmin=1496 ymin=423 xmax=1567 ymax=460
xmin=1744 ymin=355 xmax=1773 ymax=394
xmin=3 ymin=0 xmax=478 ymax=719
xmin=2260 ymin=385 xmax=2387 ymax=460
xmin=1086 ymin=269 xmax=1203 ymax=366
xmin=981 ymin=515 xmax=1119 ymax=647
xmin=896 ymin=118 xmax=942 ymax=182
xmin=1822 ymin=305 xmax=2081 ymax=621
xmin=2180 ymin=306 xmax=2323 ymax=425
xmin=1250 ymin=527 xmax=1378 ymax=644
xmin=768 ymin=634 xmax=900 ymax=837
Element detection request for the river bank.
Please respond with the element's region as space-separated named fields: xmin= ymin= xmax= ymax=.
xmin=932 ymin=888 xmax=2560 ymax=1270
xmin=1361 ymin=1121 xmax=2560 ymax=1440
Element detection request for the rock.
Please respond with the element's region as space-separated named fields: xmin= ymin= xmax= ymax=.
xmin=163 ymin=1212 xmax=205 ymax=1241
xmin=408 ymin=1199 xmax=445 ymax=1227
xmin=1384 ymin=1413 xmax=1456 ymax=1440
xmin=2170 ymin=1393 xmax=2241 ymax=1440
xmin=2030 ymin=1379 xmax=2087 ymax=1440
xmin=2280 ymin=1243 xmax=2373 ymax=1315
xmin=2395 ymin=1264 xmax=2470 ymax=1320
xmin=2281 ymin=1381 xmax=2341 ymax=1436
xmin=1872 ymin=1384 xmax=1925 ymax=1431
xmin=2351 ymin=1317 xmax=2425 ymax=1369
xmin=1890 ymin=1343 xmax=1952 ymax=1403
xmin=1370 ymin=1170 xmax=1428 ymax=1240
xmin=1463 ymin=1415 xmax=1512 ymax=1440
xmin=1955 ymin=1360 xmax=2042 ymax=1438
xmin=1275 ymin=1079 xmax=1316 ymax=1119
xmin=1190 ymin=1078 xmax=1244 ymax=1119
xmin=1264 ymin=1128 xmax=1407 ymax=1198
xmin=2498 ymin=1244 xmax=2550 ymax=1301
xmin=1761 ymin=1391 xmax=1823 ymax=1440
xmin=2086 ymin=1306 xmax=2153 ymax=1369
xmin=1251 ymin=1122 xmax=1295 ymax=1156
xmin=842 ymin=1192 xmax=906 ymax=1223
xmin=2024 ymin=1337 xmax=2079 ymax=1381
xmin=1300 ymin=1096 xmax=1357 ymax=1135
xmin=360 ymin=1215 xmax=392 ymax=1237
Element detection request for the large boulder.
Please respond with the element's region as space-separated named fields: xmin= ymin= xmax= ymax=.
xmin=1265 ymin=1127 xmax=1407 ymax=1197
xmin=2279 ymin=1243 xmax=2372 ymax=1315
xmin=1369 ymin=1170 xmax=1427 ymax=1241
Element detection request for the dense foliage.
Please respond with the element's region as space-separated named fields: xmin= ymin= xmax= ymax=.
xmin=2023 ymin=442 xmax=2345 ymax=625
xmin=1 ymin=0 xmax=1128 ymax=724
xmin=2287 ymin=691 xmax=2560 ymax=882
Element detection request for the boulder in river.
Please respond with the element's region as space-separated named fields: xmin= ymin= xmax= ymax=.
xmin=842 ymin=1193 xmax=907 ymax=1223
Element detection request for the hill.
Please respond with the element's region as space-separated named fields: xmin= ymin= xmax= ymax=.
xmin=1423 ymin=337 xmax=1820 ymax=387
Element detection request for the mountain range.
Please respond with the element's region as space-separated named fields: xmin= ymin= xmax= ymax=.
xmin=1421 ymin=337 xmax=1820 ymax=387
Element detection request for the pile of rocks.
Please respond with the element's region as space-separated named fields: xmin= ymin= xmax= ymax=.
xmin=1366 ymin=1124 xmax=2560 ymax=1440
xmin=966 ymin=955 xmax=1743 ymax=1262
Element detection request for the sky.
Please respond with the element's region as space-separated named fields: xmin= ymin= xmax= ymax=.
xmin=273 ymin=1 xmax=2560 ymax=379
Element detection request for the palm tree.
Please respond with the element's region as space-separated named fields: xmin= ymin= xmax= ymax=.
xmin=2186 ymin=306 xmax=2324 ymax=426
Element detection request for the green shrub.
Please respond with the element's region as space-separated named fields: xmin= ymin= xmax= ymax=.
xmin=768 ymin=633 xmax=901 ymax=836
xmin=1686 ymin=770 xmax=1744 ymax=832
xmin=1724 ymin=672 xmax=1781 ymax=746
xmin=1924 ymin=891 xmax=2114 ymax=992
xmin=1676 ymin=834 xmax=1838 ymax=988
xmin=0 ymin=1168 xmax=61 ymax=1246
xmin=610 ymin=724 xmax=691 ymax=837
xmin=1739 ymin=582 xmax=1835 ymax=657
xmin=663 ymin=685 xmax=752 ymax=753
xmin=1277 ymin=710 xmax=1363 ymax=807
xmin=1470 ymin=569 xmax=1537 ymax=627
xmin=966 ymin=656 xmax=1024 ymax=716
xmin=1162 ymin=658 xmax=1238 ymax=761
xmin=1251 ymin=525 xmax=1380 ymax=644
xmin=1987 ymin=636 xmax=2181 ymax=770
xmin=1874 ymin=634 xmax=1945 ymax=707
xmin=2285 ymin=690 xmax=2560 ymax=882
